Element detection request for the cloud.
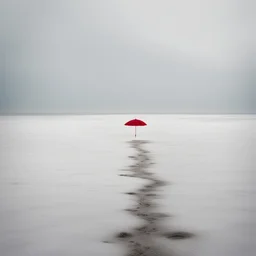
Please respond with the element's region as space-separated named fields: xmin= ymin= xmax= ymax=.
xmin=1 ymin=0 xmax=255 ymax=113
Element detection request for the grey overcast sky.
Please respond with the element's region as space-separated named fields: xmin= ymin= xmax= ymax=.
xmin=1 ymin=0 xmax=255 ymax=114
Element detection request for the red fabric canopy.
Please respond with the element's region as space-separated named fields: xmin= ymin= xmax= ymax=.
xmin=124 ymin=119 xmax=147 ymax=126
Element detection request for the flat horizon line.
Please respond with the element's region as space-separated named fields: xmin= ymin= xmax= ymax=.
xmin=0 ymin=112 xmax=256 ymax=116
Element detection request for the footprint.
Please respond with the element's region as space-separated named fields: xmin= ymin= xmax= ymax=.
xmin=164 ymin=231 xmax=195 ymax=240
xmin=116 ymin=232 xmax=133 ymax=239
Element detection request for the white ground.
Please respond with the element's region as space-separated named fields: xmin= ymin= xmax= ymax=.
xmin=0 ymin=115 xmax=255 ymax=256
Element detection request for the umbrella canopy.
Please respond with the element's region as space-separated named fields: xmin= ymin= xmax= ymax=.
xmin=125 ymin=119 xmax=147 ymax=126
xmin=124 ymin=119 xmax=147 ymax=137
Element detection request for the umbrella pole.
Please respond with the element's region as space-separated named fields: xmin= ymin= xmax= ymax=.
xmin=135 ymin=126 xmax=136 ymax=138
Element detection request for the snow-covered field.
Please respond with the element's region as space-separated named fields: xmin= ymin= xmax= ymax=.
xmin=0 ymin=115 xmax=255 ymax=256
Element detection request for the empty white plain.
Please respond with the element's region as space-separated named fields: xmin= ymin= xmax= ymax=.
xmin=0 ymin=115 xmax=255 ymax=256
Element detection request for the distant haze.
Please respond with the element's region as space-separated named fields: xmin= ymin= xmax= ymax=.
xmin=1 ymin=0 xmax=255 ymax=114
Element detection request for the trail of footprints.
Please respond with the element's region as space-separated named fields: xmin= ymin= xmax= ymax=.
xmin=105 ymin=140 xmax=194 ymax=256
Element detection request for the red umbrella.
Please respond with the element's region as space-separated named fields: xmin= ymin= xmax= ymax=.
xmin=124 ymin=118 xmax=147 ymax=137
